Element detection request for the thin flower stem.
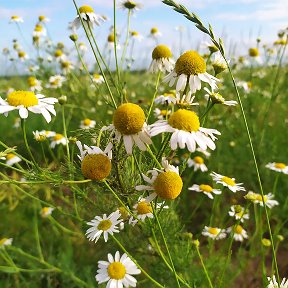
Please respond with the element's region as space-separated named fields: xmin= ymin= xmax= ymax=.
xmin=113 ymin=0 xmax=121 ymax=85
xmin=146 ymin=145 xmax=162 ymax=169
xmin=272 ymin=174 xmax=280 ymax=196
xmin=120 ymin=10 xmax=131 ymax=70
xmin=33 ymin=201 xmax=44 ymax=261
xmin=61 ymin=106 xmax=70 ymax=163
xmin=111 ymin=235 xmax=165 ymax=288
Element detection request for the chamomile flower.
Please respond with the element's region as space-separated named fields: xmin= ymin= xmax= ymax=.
xmin=76 ymin=141 xmax=112 ymax=181
xmin=130 ymin=31 xmax=143 ymax=41
xmin=228 ymin=205 xmax=249 ymax=223
xmin=154 ymin=91 xmax=177 ymax=105
xmin=107 ymin=34 xmax=121 ymax=50
xmin=33 ymin=130 xmax=47 ymax=142
xmin=204 ymin=87 xmax=237 ymax=106
xmin=175 ymin=91 xmax=199 ymax=107
xmin=78 ymin=42 xmax=88 ymax=52
xmin=120 ymin=1 xmax=142 ymax=12
xmin=227 ymin=225 xmax=248 ymax=242
xmin=86 ymin=211 xmax=122 ymax=243
xmin=266 ymin=162 xmax=288 ymax=174
xmin=211 ymin=52 xmax=228 ymax=75
xmin=248 ymin=47 xmax=261 ymax=64
xmin=40 ymin=130 xmax=56 ymax=138
xmin=0 ymin=91 xmax=58 ymax=123
xmin=103 ymin=103 xmax=152 ymax=155
xmin=202 ymin=226 xmax=226 ymax=240
xmin=136 ymin=158 xmax=183 ymax=200
xmin=33 ymin=24 xmax=46 ymax=37
xmin=96 ymin=251 xmax=141 ymax=287
xmin=40 ymin=207 xmax=54 ymax=217
xmin=244 ymin=191 xmax=279 ymax=209
xmin=237 ymin=81 xmax=252 ymax=93
xmin=187 ymin=156 xmax=208 ymax=172
xmin=46 ymin=75 xmax=66 ymax=89
xmin=210 ymin=172 xmax=246 ymax=193
xmin=0 ymin=238 xmax=13 ymax=248
xmin=201 ymin=41 xmax=219 ymax=54
xmin=38 ymin=15 xmax=50 ymax=23
xmin=149 ymin=109 xmax=221 ymax=152
xmin=267 ymin=275 xmax=288 ymax=288
xmin=50 ymin=133 xmax=68 ymax=148
xmin=5 ymin=153 xmax=21 ymax=166
xmin=154 ymin=108 xmax=171 ymax=120
xmin=27 ymin=65 xmax=39 ymax=73
xmin=71 ymin=5 xmax=106 ymax=30
xmin=149 ymin=45 xmax=175 ymax=73
xmin=150 ymin=27 xmax=162 ymax=38
xmin=60 ymin=60 xmax=74 ymax=75
xmin=163 ymin=50 xmax=219 ymax=93
xmin=10 ymin=16 xmax=23 ymax=23
xmin=80 ymin=118 xmax=96 ymax=129
xmin=188 ymin=184 xmax=221 ymax=199
xmin=54 ymin=49 xmax=66 ymax=62
xmin=27 ymin=76 xmax=42 ymax=92
xmin=92 ymin=73 xmax=104 ymax=84
xmin=18 ymin=51 xmax=28 ymax=61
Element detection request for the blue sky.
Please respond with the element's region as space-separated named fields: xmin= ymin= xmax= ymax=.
xmin=0 ymin=0 xmax=287 ymax=72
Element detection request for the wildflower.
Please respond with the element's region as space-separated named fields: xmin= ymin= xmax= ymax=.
xmin=237 ymin=81 xmax=252 ymax=93
xmin=76 ymin=141 xmax=112 ymax=181
xmin=33 ymin=130 xmax=47 ymax=142
xmin=92 ymin=73 xmax=104 ymax=84
xmin=266 ymin=162 xmax=288 ymax=174
xmin=244 ymin=191 xmax=279 ymax=209
xmin=46 ymin=75 xmax=66 ymax=89
xmin=204 ymin=87 xmax=237 ymax=106
xmin=33 ymin=24 xmax=46 ymax=37
xmin=149 ymin=45 xmax=175 ymax=73
xmin=40 ymin=207 xmax=54 ymax=217
xmin=38 ymin=15 xmax=50 ymax=23
xmin=150 ymin=27 xmax=162 ymax=38
xmin=175 ymin=91 xmax=199 ymax=107
xmin=0 ymin=91 xmax=58 ymax=123
xmin=120 ymin=1 xmax=142 ymax=12
xmin=10 ymin=16 xmax=23 ymax=23
xmin=202 ymin=226 xmax=226 ymax=240
xmin=163 ymin=50 xmax=219 ymax=93
xmin=267 ymin=275 xmax=288 ymax=288
xmin=27 ymin=76 xmax=42 ymax=92
xmin=249 ymin=47 xmax=259 ymax=57
xmin=227 ymin=225 xmax=248 ymax=242
xmin=149 ymin=109 xmax=221 ymax=152
xmin=130 ymin=31 xmax=143 ymax=41
xmin=188 ymin=184 xmax=221 ymax=199
xmin=40 ymin=130 xmax=56 ymax=138
xmin=27 ymin=65 xmax=39 ymax=73
xmin=262 ymin=238 xmax=271 ymax=247
xmin=86 ymin=210 xmax=122 ymax=243
xmin=18 ymin=51 xmax=28 ymax=61
xmin=80 ymin=118 xmax=96 ymax=129
xmin=154 ymin=91 xmax=177 ymax=105
xmin=0 ymin=238 xmax=13 ymax=248
xmin=54 ymin=49 xmax=66 ymax=62
xmin=201 ymin=41 xmax=219 ymax=54
xmin=187 ymin=156 xmax=208 ymax=172
xmin=95 ymin=251 xmax=141 ymax=287
xmin=79 ymin=42 xmax=88 ymax=52
xmin=228 ymin=205 xmax=249 ymax=223
xmin=71 ymin=5 xmax=106 ymax=30
xmin=103 ymin=103 xmax=152 ymax=155
xmin=136 ymin=158 xmax=183 ymax=200
xmin=107 ymin=34 xmax=121 ymax=50
xmin=212 ymin=52 xmax=228 ymax=75
xmin=154 ymin=108 xmax=171 ymax=120
xmin=60 ymin=60 xmax=74 ymax=74
xmin=4 ymin=153 xmax=21 ymax=166
xmin=50 ymin=134 xmax=68 ymax=148
xmin=210 ymin=172 xmax=245 ymax=193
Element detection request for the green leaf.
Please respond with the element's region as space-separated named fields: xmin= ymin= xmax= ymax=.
xmin=195 ymin=24 xmax=209 ymax=35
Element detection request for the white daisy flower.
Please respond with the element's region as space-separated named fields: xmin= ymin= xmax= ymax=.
xmin=248 ymin=47 xmax=262 ymax=64
xmin=266 ymin=162 xmax=288 ymax=174
xmin=204 ymin=87 xmax=237 ymax=106
xmin=107 ymin=34 xmax=121 ymax=51
xmin=244 ymin=191 xmax=279 ymax=209
xmin=18 ymin=51 xmax=29 ymax=62
xmin=39 ymin=130 xmax=56 ymax=138
xmin=71 ymin=5 xmax=106 ymax=30
xmin=78 ymin=42 xmax=88 ymax=52
xmin=80 ymin=118 xmax=96 ymax=129
xmin=228 ymin=205 xmax=249 ymax=223
xmin=267 ymin=275 xmax=288 ymax=288
xmin=237 ymin=81 xmax=252 ymax=93
xmin=211 ymin=52 xmax=228 ymax=75
xmin=10 ymin=16 xmax=23 ymax=23
xmin=226 ymin=225 xmax=248 ymax=242
xmin=154 ymin=108 xmax=171 ymax=120
xmin=60 ymin=60 xmax=74 ymax=75
xmin=0 ymin=238 xmax=13 ymax=248
xmin=54 ymin=50 xmax=67 ymax=62
xmin=86 ymin=210 xmax=123 ymax=243
xmin=40 ymin=207 xmax=54 ymax=217
xmin=33 ymin=24 xmax=46 ymax=37
xmin=120 ymin=1 xmax=142 ymax=13
xmin=149 ymin=45 xmax=175 ymax=73
xmin=163 ymin=50 xmax=219 ymax=93
xmin=50 ymin=133 xmax=68 ymax=148
xmin=150 ymin=27 xmax=162 ymax=38
xmin=27 ymin=77 xmax=42 ymax=92
xmin=154 ymin=91 xmax=177 ymax=105
xmin=136 ymin=158 xmax=183 ymax=201
xmin=5 ymin=153 xmax=21 ymax=166
xmin=33 ymin=130 xmax=47 ymax=142
xmin=27 ymin=65 xmax=40 ymax=73
xmin=91 ymin=73 xmax=104 ymax=85
xmin=187 ymin=156 xmax=208 ymax=172
xmin=210 ymin=172 xmax=246 ymax=193
xmin=149 ymin=109 xmax=221 ymax=153
xmin=202 ymin=226 xmax=226 ymax=240
xmin=188 ymin=184 xmax=221 ymax=199
xmin=46 ymin=75 xmax=66 ymax=89
xmin=38 ymin=15 xmax=50 ymax=23
xmin=102 ymin=103 xmax=152 ymax=155
xmin=175 ymin=91 xmax=199 ymax=107
xmin=130 ymin=31 xmax=143 ymax=41
xmin=0 ymin=91 xmax=58 ymax=123
xmin=96 ymin=251 xmax=141 ymax=287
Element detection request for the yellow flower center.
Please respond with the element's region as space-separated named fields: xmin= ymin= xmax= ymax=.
xmin=247 ymin=82 xmax=252 ymax=89
xmin=34 ymin=24 xmax=43 ymax=32
xmin=97 ymin=219 xmax=112 ymax=231
xmin=123 ymin=1 xmax=137 ymax=9
xmin=53 ymin=134 xmax=64 ymax=141
xmin=159 ymin=110 xmax=168 ymax=116
xmin=137 ymin=201 xmax=152 ymax=215
xmin=274 ymin=163 xmax=286 ymax=169
xmin=61 ymin=61 xmax=70 ymax=68
xmin=194 ymin=156 xmax=204 ymax=164
xmin=0 ymin=238 xmax=9 ymax=246
xmin=54 ymin=50 xmax=63 ymax=57
xmin=151 ymin=27 xmax=158 ymax=34
xmin=209 ymin=92 xmax=225 ymax=104
xmin=249 ymin=48 xmax=259 ymax=57
xmin=108 ymin=34 xmax=114 ymax=42
xmin=93 ymin=74 xmax=101 ymax=79
xmin=221 ymin=176 xmax=235 ymax=186
xmin=39 ymin=15 xmax=45 ymax=21
xmin=118 ymin=207 xmax=129 ymax=220
xmin=208 ymin=228 xmax=219 ymax=235
xmin=81 ymin=154 xmax=111 ymax=181
xmin=153 ymin=171 xmax=183 ymax=200
xmin=83 ymin=118 xmax=92 ymax=126
xmin=235 ymin=225 xmax=243 ymax=234
xmin=107 ymin=262 xmax=126 ymax=280
xmin=255 ymin=194 xmax=268 ymax=203
xmin=18 ymin=51 xmax=26 ymax=58
xmin=6 ymin=153 xmax=16 ymax=160
xmin=51 ymin=79 xmax=60 ymax=86
xmin=152 ymin=45 xmax=172 ymax=60
xmin=79 ymin=5 xmax=94 ymax=13
xmin=7 ymin=91 xmax=38 ymax=108
xmin=199 ymin=184 xmax=213 ymax=193
xmin=175 ymin=50 xmax=206 ymax=76
xmin=11 ymin=16 xmax=19 ymax=20
xmin=28 ymin=77 xmax=37 ymax=87
xmin=168 ymin=109 xmax=200 ymax=132
xmin=113 ymin=103 xmax=145 ymax=135
xmin=41 ymin=207 xmax=50 ymax=215
xmin=131 ymin=31 xmax=139 ymax=36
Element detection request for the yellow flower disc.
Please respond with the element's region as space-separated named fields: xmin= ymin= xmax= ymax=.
xmin=79 ymin=5 xmax=94 ymax=13
xmin=108 ymin=34 xmax=115 ymax=43
xmin=123 ymin=1 xmax=137 ymax=9
xmin=249 ymin=48 xmax=259 ymax=57
xmin=83 ymin=118 xmax=92 ymax=126
xmin=153 ymin=171 xmax=183 ymax=200
xmin=152 ymin=45 xmax=172 ymax=60
xmin=113 ymin=103 xmax=145 ymax=135
xmin=54 ymin=50 xmax=63 ymax=57
xmin=235 ymin=225 xmax=243 ymax=234
xmin=137 ymin=201 xmax=152 ymax=215
xmin=221 ymin=176 xmax=235 ymax=186
xmin=97 ymin=219 xmax=112 ymax=231
xmin=199 ymin=184 xmax=213 ymax=193
xmin=7 ymin=91 xmax=38 ymax=107
xmin=168 ymin=109 xmax=200 ymax=132
xmin=175 ymin=50 xmax=206 ymax=76
xmin=194 ymin=156 xmax=204 ymax=164
xmin=107 ymin=262 xmax=126 ymax=280
xmin=150 ymin=27 xmax=158 ymax=34
xmin=208 ymin=227 xmax=219 ymax=235
xmin=275 ymin=163 xmax=286 ymax=169
xmin=81 ymin=154 xmax=111 ymax=181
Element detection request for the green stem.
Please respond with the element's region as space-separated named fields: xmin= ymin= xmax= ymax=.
xmin=61 ymin=106 xmax=70 ymax=163
xmin=120 ymin=10 xmax=131 ymax=70
xmin=113 ymin=0 xmax=121 ymax=85
xmin=34 ymin=201 xmax=44 ymax=261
